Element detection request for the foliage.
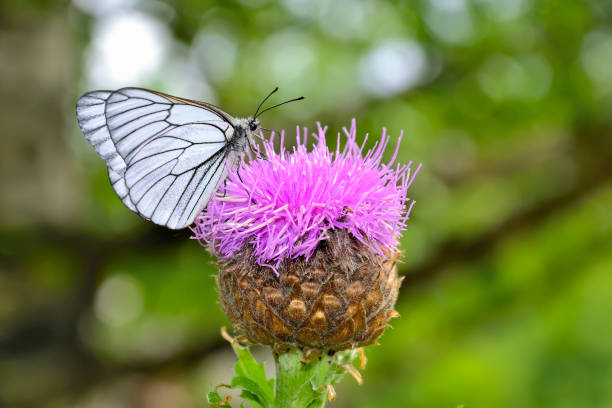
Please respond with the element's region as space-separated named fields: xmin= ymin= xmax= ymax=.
xmin=208 ymin=340 xmax=359 ymax=408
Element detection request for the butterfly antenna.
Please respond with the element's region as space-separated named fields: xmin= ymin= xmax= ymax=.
xmin=253 ymin=87 xmax=279 ymax=118
xmin=255 ymin=96 xmax=305 ymax=118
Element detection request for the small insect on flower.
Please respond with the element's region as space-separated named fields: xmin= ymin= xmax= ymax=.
xmin=194 ymin=120 xmax=421 ymax=350
xmin=75 ymin=87 xmax=302 ymax=229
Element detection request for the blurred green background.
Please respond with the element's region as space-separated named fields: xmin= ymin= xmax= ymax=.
xmin=1 ymin=0 xmax=611 ymax=407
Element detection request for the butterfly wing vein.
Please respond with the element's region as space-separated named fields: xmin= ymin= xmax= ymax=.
xmin=76 ymin=88 xmax=233 ymax=229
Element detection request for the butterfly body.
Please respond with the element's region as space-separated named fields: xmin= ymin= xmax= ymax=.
xmin=226 ymin=117 xmax=260 ymax=160
xmin=76 ymin=88 xmax=260 ymax=230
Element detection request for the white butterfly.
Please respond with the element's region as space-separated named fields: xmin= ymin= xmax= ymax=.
xmin=76 ymin=87 xmax=300 ymax=229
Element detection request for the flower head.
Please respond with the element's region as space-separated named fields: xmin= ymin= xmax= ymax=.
xmin=192 ymin=119 xmax=420 ymax=270
xmin=193 ymin=119 xmax=420 ymax=350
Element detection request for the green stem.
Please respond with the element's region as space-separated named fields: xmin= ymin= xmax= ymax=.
xmin=209 ymin=339 xmax=362 ymax=408
xmin=274 ymin=349 xmax=322 ymax=408
xmin=273 ymin=348 xmax=360 ymax=408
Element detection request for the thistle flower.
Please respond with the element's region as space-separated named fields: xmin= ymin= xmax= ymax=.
xmin=192 ymin=119 xmax=420 ymax=351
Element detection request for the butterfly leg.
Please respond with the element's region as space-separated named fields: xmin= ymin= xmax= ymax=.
xmin=248 ymin=140 xmax=259 ymax=158
xmin=258 ymin=150 xmax=268 ymax=161
xmin=235 ymin=166 xmax=257 ymax=204
xmin=249 ymin=140 xmax=268 ymax=161
xmin=217 ymin=178 xmax=228 ymax=198
xmin=236 ymin=166 xmax=245 ymax=185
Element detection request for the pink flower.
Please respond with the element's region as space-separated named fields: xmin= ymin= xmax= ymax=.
xmin=191 ymin=119 xmax=421 ymax=271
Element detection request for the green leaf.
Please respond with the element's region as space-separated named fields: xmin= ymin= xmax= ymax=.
xmin=231 ymin=376 xmax=270 ymax=405
xmin=305 ymin=398 xmax=328 ymax=408
xmin=239 ymin=390 xmax=266 ymax=408
xmin=207 ymin=391 xmax=222 ymax=404
xmin=231 ymin=343 xmax=275 ymax=404
xmin=206 ymin=390 xmax=231 ymax=408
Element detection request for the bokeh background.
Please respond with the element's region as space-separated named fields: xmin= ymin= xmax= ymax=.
xmin=1 ymin=0 xmax=612 ymax=407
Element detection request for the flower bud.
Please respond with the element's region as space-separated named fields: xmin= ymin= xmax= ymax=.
xmin=217 ymin=229 xmax=402 ymax=350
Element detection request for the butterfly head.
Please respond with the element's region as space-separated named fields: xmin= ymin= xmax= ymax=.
xmin=232 ymin=117 xmax=261 ymax=154
xmin=248 ymin=117 xmax=260 ymax=132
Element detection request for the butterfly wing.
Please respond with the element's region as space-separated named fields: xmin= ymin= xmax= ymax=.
xmin=76 ymin=87 xmax=235 ymax=229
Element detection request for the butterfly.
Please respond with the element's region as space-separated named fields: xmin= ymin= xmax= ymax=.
xmin=76 ymin=87 xmax=302 ymax=229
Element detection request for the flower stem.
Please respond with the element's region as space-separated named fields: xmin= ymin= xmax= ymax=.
xmin=207 ymin=336 xmax=363 ymax=408
xmin=273 ymin=348 xmax=360 ymax=408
